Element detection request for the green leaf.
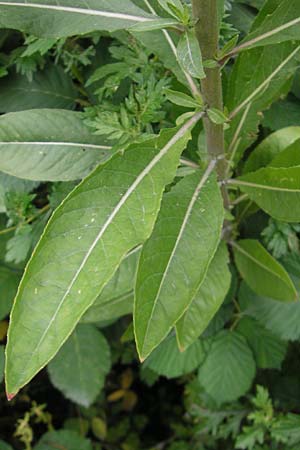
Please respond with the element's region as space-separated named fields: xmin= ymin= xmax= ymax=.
xmin=234 ymin=166 xmax=300 ymax=222
xmin=177 ymin=30 xmax=206 ymax=79
xmin=176 ymin=242 xmax=231 ymax=351
xmin=0 ymin=440 xmax=13 ymax=450
xmin=0 ymin=66 xmax=76 ymax=113
xmin=48 ymin=324 xmax=111 ymax=407
xmin=143 ymin=334 xmax=205 ymax=379
xmin=0 ymin=346 xmax=4 ymax=383
xmin=268 ymin=138 xmax=300 ymax=168
xmin=129 ymin=17 xmax=179 ymax=31
xmin=232 ymin=239 xmax=297 ymax=301
xmin=198 ymin=330 xmax=256 ymax=404
xmin=263 ymin=99 xmax=300 ymax=131
xmin=165 ymin=89 xmax=201 ymax=108
xmin=34 ymin=430 xmax=93 ymax=450
xmin=225 ymin=42 xmax=300 ymax=163
xmin=5 ymin=121 xmax=194 ymax=397
xmin=239 ymin=281 xmax=300 ymax=341
xmin=207 ymin=108 xmax=228 ymax=125
xmin=241 ymin=0 xmax=300 ymax=50
xmin=157 ymin=0 xmax=184 ymax=19
xmin=0 ymin=172 xmax=38 ymax=213
xmin=134 ymin=168 xmax=224 ymax=360
xmin=81 ymin=247 xmax=140 ymax=323
xmin=244 ymin=126 xmax=300 ymax=173
xmin=0 ymin=267 xmax=20 ymax=320
xmin=0 ymin=109 xmax=112 ymax=181
xmin=271 ymin=414 xmax=300 ymax=445
xmin=0 ymin=0 xmax=157 ymax=37
xmin=237 ymin=317 xmax=287 ymax=369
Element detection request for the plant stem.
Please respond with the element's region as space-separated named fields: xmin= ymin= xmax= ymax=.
xmin=192 ymin=0 xmax=230 ymax=209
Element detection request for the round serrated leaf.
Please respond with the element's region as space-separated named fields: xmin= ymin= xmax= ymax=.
xmin=143 ymin=334 xmax=205 ymax=379
xmin=48 ymin=325 xmax=111 ymax=407
xmin=198 ymin=330 xmax=256 ymax=404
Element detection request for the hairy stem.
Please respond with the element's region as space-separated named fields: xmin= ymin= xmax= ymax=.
xmin=192 ymin=0 xmax=230 ymax=208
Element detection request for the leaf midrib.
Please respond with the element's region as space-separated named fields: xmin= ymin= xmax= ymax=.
xmin=140 ymin=160 xmax=216 ymax=357
xmin=0 ymin=2 xmax=152 ymax=22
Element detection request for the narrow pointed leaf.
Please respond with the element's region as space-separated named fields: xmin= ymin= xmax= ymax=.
xmin=48 ymin=324 xmax=111 ymax=407
xmin=134 ymin=168 xmax=224 ymax=360
xmin=81 ymin=247 xmax=140 ymax=323
xmin=176 ymin=242 xmax=231 ymax=351
xmin=233 ymin=239 xmax=297 ymax=301
xmin=0 ymin=109 xmax=113 ymax=181
xmin=5 ymin=122 xmax=194 ymax=396
xmin=225 ymin=42 xmax=300 ymax=162
xmin=177 ymin=30 xmax=206 ymax=79
xmin=0 ymin=0 xmax=157 ymax=37
xmin=234 ymin=166 xmax=300 ymax=222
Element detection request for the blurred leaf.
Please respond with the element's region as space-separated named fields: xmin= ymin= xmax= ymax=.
xmin=198 ymin=330 xmax=256 ymax=404
xmin=48 ymin=324 xmax=111 ymax=407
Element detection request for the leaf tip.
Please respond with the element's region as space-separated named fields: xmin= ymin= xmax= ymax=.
xmin=6 ymin=391 xmax=16 ymax=402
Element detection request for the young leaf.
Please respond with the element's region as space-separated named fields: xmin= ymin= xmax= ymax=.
xmin=134 ymin=166 xmax=224 ymax=361
xmin=176 ymin=242 xmax=231 ymax=351
xmin=198 ymin=330 xmax=256 ymax=404
xmin=129 ymin=17 xmax=179 ymax=32
xmin=237 ymin=317 xmax=287 ymax=370
xmin=157 ymin=0 xmax=184 ymax=19
xmin=48 ymin=324 xmax=111 ymax=407
xmin=5 ymin=120 xmax=195 ymax=397
xmin=143 ymin=334 xmax=205 ymax=379
xmin=232 ymin=239 xmax=297 ymax=302
xmin=177 ymin=30 xmax=206 ymax=79
xmin=0 ymin=109 xmax=113 ymax=181
xmin=165 ymin=89 xmax=201 ymax=108
xmin=0 ymin=1 xmax=157 ymax=37
xmin=0 ymin=65 xmax=77 ymax=112
xmin=233 ymin=166 xmax=300 ymax=222
xmin=81 ymin=247 xmax=140 ymax=323
xmin=207 ymin=108 xmax=228 ymax=125
xmin=244 ymin=126 xmax=300 ymax=173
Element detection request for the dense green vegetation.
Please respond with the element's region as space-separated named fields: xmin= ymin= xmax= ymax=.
xmin=0 ymin=0 xmax=300 ymax=448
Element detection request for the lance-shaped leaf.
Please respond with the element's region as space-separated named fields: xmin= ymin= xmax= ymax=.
xmin=48 ymin=324 xmax=111 ymax=407
xmin=5 ymin=121 xmax=195 ymax=397
xmin=0 ymin=0 xmax=158 ymax=37
xmin=233 ymin=239 xmax=297 ymax=302
xmin=177 ymin=30 xmax=206 ymax=80
xmin=239 ymin=0 xmax=300 ymax=51
xmin=134 ymin=166 xmax=224 ymax=361
xmin=244 ymin=126 xmax=300 ymax=173
xmin=225 ymin=41 xmax=300 ymax=163
xmin=0 ymin=109 xmax=113 ymax=181
xmin=176 ymin=242 xmax=231 ymax=351
xmin=81 ymin=247 xmax=140 ymax=323
xmin=232 ymin=166 xmax=300 ymax=222
xmin=0 ymin=66 xmax=77 ymax=112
